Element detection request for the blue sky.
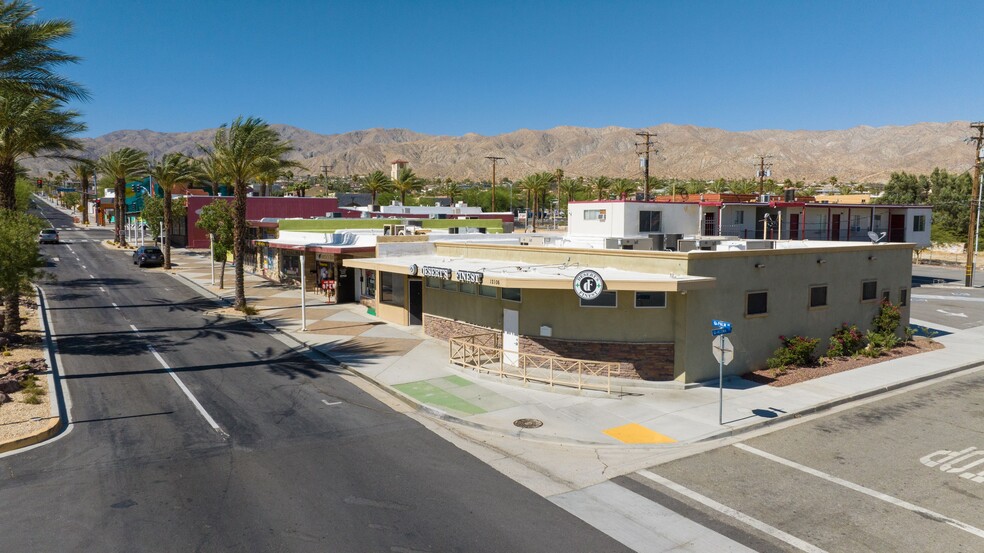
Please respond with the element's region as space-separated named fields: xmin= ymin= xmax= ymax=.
xmin=35 ymin=0 xmax=983 ymax=138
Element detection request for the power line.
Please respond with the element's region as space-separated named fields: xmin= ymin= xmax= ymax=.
xmin=965 ymin=122 xmax=984 ymax=287
xmin=755 ymin=154 xmax=774 ymax=196
xmin=635 ymin=131 xmax=657 ymax=200
xmin=485 ymin=156 xmax=505 ymax=212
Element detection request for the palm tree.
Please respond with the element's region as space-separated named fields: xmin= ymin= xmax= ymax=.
xmin=0 ymin=1 xmax=89 ymax=102
xmin=69 ymin=160 xmax=94 ymax=224
xmin=96 ymin=147 xmax=148 ymax=247
xmin=559 ymin=177 xmax=582 ymax=207
xmin=0 ymin=92 xmax=83 ymax=333
xmin=255 ymin=157 xmax=282 ymax=196
xmin=611 ymin=178 xmax=637 ymax=200
xmin=361 ymin=170 xmax=391 ymax=206
xmin=206 ymin=116 xmax=293 ymax=311
xmin=0 ymin=94 xmax=84 ymax=211
xmin=392 ymin=167 xmax=423 ymax=205
xmin=197 ymin=152 xmax=227 ymax=196
xmin=518 ymin=172 xmax=553 ymax=232
xmin=591 ymin=176 xmax=613 ymax=200
xmin=148 ymin=153 xmax=198 ymax=269
xmin=441 ymin=179 xmax=462 ymax=204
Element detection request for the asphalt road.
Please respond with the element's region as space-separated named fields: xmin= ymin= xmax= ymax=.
xmin=910 ymin=265 xmax=984 ymax=330
xmin=0 ymin=201 xmax=630 ymax=552
xmin=618 ymin=368 xmax=984 ymax=552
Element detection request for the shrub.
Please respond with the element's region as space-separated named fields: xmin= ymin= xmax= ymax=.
xmin=826 ymin=323 xmax=864 ymax=357
xmin=861 ymin=329 xmax=899 ymax=357
xmin=872 ymin=300 xmax=901 ymax=335
xmin=767 ymin=335 xmax=820 ymax=373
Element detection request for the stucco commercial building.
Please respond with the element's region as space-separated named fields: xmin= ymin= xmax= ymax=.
xmin=346 ymin=204 xmax=916 ymax=384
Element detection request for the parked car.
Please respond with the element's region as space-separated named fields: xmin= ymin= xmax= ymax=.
xmin=133 ymin=246 xmax=164 ymax=268
xmin=38 ymin=229 xmax=59 ymax=244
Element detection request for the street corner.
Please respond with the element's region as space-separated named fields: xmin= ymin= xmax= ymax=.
xmin=0 ymin=416 xmax=63 ymax=455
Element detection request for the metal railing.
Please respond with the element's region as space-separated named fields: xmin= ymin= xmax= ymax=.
xmin=449 ymin=333 xmax=616 ymax=394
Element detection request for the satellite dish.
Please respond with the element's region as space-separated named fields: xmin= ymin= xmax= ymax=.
xmin=867 ymin=231 xmax=886 ymax=243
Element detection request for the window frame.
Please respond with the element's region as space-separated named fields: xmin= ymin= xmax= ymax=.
xmin=746 ymin=290 xmax=768 ymax=317
xmin=913 ymin=215 xmax=926 ymax=232
xmin=580 ymin=290 xmax=618 ymax=308
xmin=861 ymin=280 xmax=878 ymax=302
xmin=478 ymin=285 xmax=497 ymax=298
xmin=639 ymin=210 xmax=662 ymax=233
xmin=634 ymin=291 xmax=667 ymax=308
xmin=809 ymin=285 xmax=828 ymax=309
xmin=501 ymin=287 xmax=522 ymax=302
xmin=900 ymin=287 xmax=908 ymax=307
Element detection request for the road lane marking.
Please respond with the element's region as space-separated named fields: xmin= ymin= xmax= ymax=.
xmin=89 ymin=275 xmax=96 ymax=280
xmin=322 ymin=400 xmax=342 ymax=406
xmin=128 ymin=324 xmax=226 ymax=436
xmin=936 ymin=309 xmax=968 ymax=318
xmin=112 ymin=302 xmax=119 ymax=310
xmin=636 ymin=469 xmax=826 ymax=553
xmin=733 ymin=443 xmax=984 ymax=540
xmin=98 ymin=287 xmax=106 ymax=293
xmin=914 ymin=294 xmax=984 ymax=303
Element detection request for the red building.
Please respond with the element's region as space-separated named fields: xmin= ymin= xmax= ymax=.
xmin=185 ymin=196 xmax=339 ymax=248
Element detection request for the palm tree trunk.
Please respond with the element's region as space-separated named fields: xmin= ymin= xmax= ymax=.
xmin=219 ymin=260 xmax=226 ymax=289
xmin=233 ymin=179 xmax=248 ymax=310
xmin=163 ymin=192 xmax=172 ymax=269
xmin=3 ymin=291 xmax=20 ymax=333
xmin=80 ymin=175 xmax=89 ymax=225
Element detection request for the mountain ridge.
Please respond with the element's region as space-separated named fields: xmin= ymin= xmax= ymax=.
xmin=23 ymin=121 xmax=977 ymax=183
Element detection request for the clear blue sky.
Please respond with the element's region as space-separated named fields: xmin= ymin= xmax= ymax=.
xmin=35 ymin=0 xmax=983 ymax=138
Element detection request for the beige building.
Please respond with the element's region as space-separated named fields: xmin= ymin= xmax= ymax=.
xmin=346 ymin=232 xmax=913 ymax=384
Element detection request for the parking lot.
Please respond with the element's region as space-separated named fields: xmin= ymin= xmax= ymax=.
xmin=620 ymin=367 xmax=984 ymax=552
xmin=910 ymin=265 xmax=984 ymax=331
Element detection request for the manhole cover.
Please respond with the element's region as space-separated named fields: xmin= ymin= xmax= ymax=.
xmin=513 ymin=418 xmax=543 ymax=429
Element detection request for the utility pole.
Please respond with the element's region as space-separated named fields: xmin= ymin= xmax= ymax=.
xmin=555 ymin=168 xmax=563 ymax=229
xmin=755 ymin=154 xmax=774 ymax=196
xmin=635 ymin=131 xmax=657 ymax=200
xmin=965 ymin=122 xmax=984 ymax=287
xmin=485 ymin=156 xmax=505 ymax=212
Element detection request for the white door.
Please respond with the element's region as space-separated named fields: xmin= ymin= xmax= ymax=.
xmin=502 ymin=308 xmax=519 ymax=365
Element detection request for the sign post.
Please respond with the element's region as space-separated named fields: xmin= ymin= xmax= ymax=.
xmin=711 ymin=319 xmax=733 ymax=425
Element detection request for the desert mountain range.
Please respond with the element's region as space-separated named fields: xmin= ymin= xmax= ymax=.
xmin=24 ymin=121 xmax=979 ymax=184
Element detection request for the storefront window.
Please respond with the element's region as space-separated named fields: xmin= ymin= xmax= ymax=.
xmin=380 ymin=272 xmax=404 ymax=307
xmin=460 ymin=282 xmax=477 ymax=294
xmin=479 ymin=285 xmax=497 ymax=298
xmin=502 ymin=288 xmax=521 ymax=302
xmin=362 ymin=270 xmax=376 ymax=298
xmin=281 ymin=253 xmax=300 ymax=279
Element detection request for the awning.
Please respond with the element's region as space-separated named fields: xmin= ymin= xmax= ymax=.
xmin=253 ymin=233 xmax=377 ymax=255
xmin=344 ymin=254 xmax=715 ymax=292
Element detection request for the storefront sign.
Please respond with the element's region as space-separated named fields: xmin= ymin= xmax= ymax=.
xmin=421 ymin=266 xmax=452 ymax=279
xmin=408 ymin=264 xmax=418 ymax=276
xmin=573 ymin=269 xmax=605 ymax=300
xmin=456 ymin=270 xmax=484 ymax=284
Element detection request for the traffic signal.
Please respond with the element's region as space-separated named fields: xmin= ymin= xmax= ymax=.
xmin=36 ymin=178 xmax=42 ymax=188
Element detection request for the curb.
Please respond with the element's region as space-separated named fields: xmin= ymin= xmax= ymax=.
xmin=171 ymin=264 xmax=984 ymax=449
xmin=0 ymin=287 xmax=67 ymax=454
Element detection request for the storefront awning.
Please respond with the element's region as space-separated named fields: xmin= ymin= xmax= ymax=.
xmin=253 ymin=234 xmax=376 ymax=255
xmin=344 ymin=255 xmax=716 ymax=292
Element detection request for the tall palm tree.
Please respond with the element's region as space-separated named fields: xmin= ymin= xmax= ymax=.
xmin=96 ymin=147 xmax=148 ymax=247
xmin=611 ymin=178 xmax=637 ymax=200
xmin=0 ymin=1 xmax=89 ymax=102
xmin=559 ymin=177 xmax=582 ymax=207
xmin=591 ymin=176 xmax=613 ymax=200
xmin=518 ymin=172 xmax=554 ymax=232
xmin=392 ymin=167 xmax=423 ymax=205
xmin=0 ymin=94 xmax=84 ymax=211
xmin=148 ymin=153 xmax=198 ymax=269
xmin=197 ymin=151 xmax=227 ymax=196
xmin=69 ymin=160 xmax=94 ymax=224
xmin=361 ymin=170 xmax=391 ymax=206
xmin=206 ymin=116 xmax=293 ymax=311
xmin=255 ymin=157 xmax=282 ymax=196
xmin=0 ymin=92 xmax=83 ymax=333
xmin=441 ymin=180 xmax=462 ymax=204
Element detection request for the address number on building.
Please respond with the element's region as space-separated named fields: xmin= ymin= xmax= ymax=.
xmin=573 ymin=270 xmax=605 ymax=300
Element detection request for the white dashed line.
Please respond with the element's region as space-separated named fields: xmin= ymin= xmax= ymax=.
xmin=322 ymin=400 xmax=342 ymax=406
xmin=98 ymin=287 xmax=106 ymax=292
xmin=89 ymin=274 xmax=95 ymax=279
xmin=637 ymin=469 xmax=827 ymax=553
xmin=129 ymin=324 xmax=226 ymax=435
xmin=112 ymin=302 xmax=119 ymax=310
xmin=733 ymin=443 xmax=984 ymax=540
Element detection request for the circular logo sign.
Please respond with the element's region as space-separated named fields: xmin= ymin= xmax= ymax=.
xmin=573 ymin=269 xmax=605 ymax=300
xmin=408 ymin=264 xmax=418 ymax=276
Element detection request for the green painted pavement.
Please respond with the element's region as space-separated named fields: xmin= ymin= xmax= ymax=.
xmin=394 ymin=380 xmax=487 ymax=416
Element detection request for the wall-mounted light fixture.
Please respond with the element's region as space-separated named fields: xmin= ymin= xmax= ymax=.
xmin=868 ymin=255 xmax=877 ymax=261
xmin=755 ymin=263 xmax=766 ymax=269
xmin=817 ymin=259 xmax=827 ymax=265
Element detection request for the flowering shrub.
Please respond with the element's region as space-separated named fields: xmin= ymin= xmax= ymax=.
xmin=872 ymin=300 xmax=901 ymax=335
xmin=766 ymin=335 xmax=820 ymax=373
xmin=826 ymin=323 xmax=864 ymax=357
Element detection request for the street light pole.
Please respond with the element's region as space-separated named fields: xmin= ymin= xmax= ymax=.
xmin=966 ymin=122 xmax=984 ymax=287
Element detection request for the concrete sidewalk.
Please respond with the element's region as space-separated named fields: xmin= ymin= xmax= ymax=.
xmin=166 ymin=248 xmax=984 ymax=447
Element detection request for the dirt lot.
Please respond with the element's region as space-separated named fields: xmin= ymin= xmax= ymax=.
xmin=0 ymin=298 xmax=54 ymax=445
xmin=746 ymin=336 xmax=944 ymax=387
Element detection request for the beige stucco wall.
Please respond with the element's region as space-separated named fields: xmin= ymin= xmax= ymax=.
xmin=433 ymin=242 xmax=691 ymax=275
xmin=680 ymin=243 xmax=913 ymax=382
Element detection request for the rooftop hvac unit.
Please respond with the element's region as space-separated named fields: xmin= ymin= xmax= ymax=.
xmin=663 ymin=233 xmax=683 ymax=251
xmin=648 ymin=233 xmax=666 ymax=251
xmin=784 ymin=189 xmax=796 ymax=202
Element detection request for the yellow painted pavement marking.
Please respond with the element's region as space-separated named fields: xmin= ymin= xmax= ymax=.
xmin=603 ymin=423 xmax=676 ymax=444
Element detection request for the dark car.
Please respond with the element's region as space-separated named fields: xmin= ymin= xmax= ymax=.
xmin=38 ymin=229 xmax=59 ymax=244
xmin=133 ymin=246 xmax=164 ymax=268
